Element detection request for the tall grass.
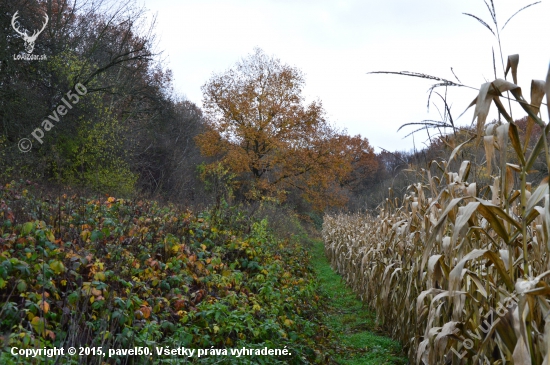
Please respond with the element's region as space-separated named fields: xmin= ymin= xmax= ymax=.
xmin=323 ymin=53 xmax=550 ymax=364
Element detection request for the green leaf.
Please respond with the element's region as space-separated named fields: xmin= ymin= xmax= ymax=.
xmin=17 ymin=280 xmax=27 ymax=292
xmin=31 ymin=316 xmax=45 ymax=335
xmin=91 ymin=230 xmax=104 ymax=242
xmin=21 ymin=222 xmax=35 ymax=236
xmin=101 ymin=227 xmax=110 ymax=237
xmin=45 ymin=230 xmax=55 ymax=243
xmin=68 ymin=291 xmax=80 ymax=305
xmin=49 ymin=260 xmax=65 ymax=275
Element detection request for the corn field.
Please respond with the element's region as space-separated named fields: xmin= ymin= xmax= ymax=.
xmin=323 ymin=59 xmax=550 ymax=364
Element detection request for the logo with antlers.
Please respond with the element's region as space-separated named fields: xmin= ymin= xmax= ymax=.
xmin=11 ymin=10 xmax=48 ymax=54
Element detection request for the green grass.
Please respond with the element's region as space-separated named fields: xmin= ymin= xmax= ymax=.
xmin=309 ymin=239 xmax=408 ymax=364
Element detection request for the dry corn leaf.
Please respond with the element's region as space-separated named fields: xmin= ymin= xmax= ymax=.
xmin=423 ymin=198 xmax=463 ymax=270
xmin=458 ymin=161 xmax=471 ymax=182
xmin=469 ymin=82 xmax=493 ymax=139
xmin=505 ymin=54 xmax=519 ymax=84
xmin=427 ymin=255 xmax=447 ymax=289
xmin=449 ymin=249 xmax=513 ymax=293
xmin=434 ymin=321 xmax=459 ymax=354
xmin=524 ymin=79 xmax=546 ymax=152
xmin=526 ymin=183 xmax=549 ymax=217
xmin=452 ymin=202 xmax=480 ymax=246
xmin=531 ymin=79 xmax=546 ymax=112
xmin=505 ymin=164 xmax=515 ymax=197
xmin=484 ymin=135 xmax=495 ymax=174
xmin=508 ymin=122 xmax=525 ymax=165
xmin=513 ymin=336 xmax=531 ymax=363
xmin=526 ymin=122 xmax=550 ymax=171
xmin=475 ymin=200 xmax=515 ymax=242
xmin=448 ymin=136 xmax=475 ymax=166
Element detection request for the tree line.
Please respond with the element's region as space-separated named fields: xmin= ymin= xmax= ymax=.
xmin=1 ymin=0 xmax=420 ymax=214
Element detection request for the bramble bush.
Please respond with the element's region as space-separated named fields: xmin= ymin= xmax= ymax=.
xmin=0 ymin=180 xmax=329 ymax=364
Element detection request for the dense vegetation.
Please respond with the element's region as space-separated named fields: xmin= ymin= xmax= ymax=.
xmin=1 ymin=0 xmax=205 ymax=204
xmin=6 ymin=0 xmax=549 ymax=364
xmin=0 ymin=180 xmax=330 ymax=364
xmin=0 ymin=0 xmax=394 ymax=214
xmin=0 ymin=1 xmax=413 ymax=364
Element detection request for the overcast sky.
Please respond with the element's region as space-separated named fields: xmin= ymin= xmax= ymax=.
xmin=140 ymin=0 xmax=549 ymax=152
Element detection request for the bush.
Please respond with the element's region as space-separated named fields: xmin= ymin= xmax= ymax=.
xmin=0 ymin=181 xmax=328 ymax=364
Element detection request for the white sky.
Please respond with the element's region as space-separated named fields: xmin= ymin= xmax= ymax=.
xmin=140 ymin=0 xmax=550 ymax=152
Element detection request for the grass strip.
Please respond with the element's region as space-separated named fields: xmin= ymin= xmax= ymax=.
xmin=309 ymin=239 xmax=408 ymax=364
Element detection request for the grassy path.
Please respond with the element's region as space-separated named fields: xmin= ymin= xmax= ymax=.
xmin=310 ymin=240 xmax=408 ymax=364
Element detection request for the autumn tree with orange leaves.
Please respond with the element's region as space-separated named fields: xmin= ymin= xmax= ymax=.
xmin=195 ymin=48 xmax=377 ymax=210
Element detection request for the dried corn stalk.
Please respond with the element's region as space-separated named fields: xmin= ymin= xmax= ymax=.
xmin=323 ymin=61 xmax=550 ymax=364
